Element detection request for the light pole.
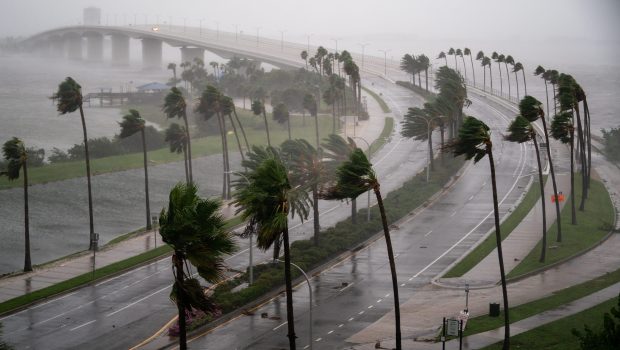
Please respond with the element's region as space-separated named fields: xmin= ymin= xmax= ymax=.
xmin=276 ymin=259 xmax=313 ymax=350
xmin=331 ymin=37 xmax=341 ymax=52
xmin=234 ymin=24 xmax=239 ymax=42
xmin=255 ymin=27 xmax=261 ymax=47
xmin=168 ymin=16 xmax=172 ymax=31
xmin=358 ymin=43 xmax=369 ymax=69
xmin=151 ymin=215 xmax=158 ymax=249
xmin=465 ymin=283 xmax=470 ymax=312
xmin=353 ymin=136 xmax=372 ymax=222
xmin=199 ymin=18 xmax=204 ymax=37
xmin=133 ymin=14 xmax=137 ymax=26
xmin=183 ymin=18 xmax=187 ymax=32
xmin=215 ymin=21 xmax=220 ymax=40
xmin=279 ymin=30 xmax=286 ymax=52
xmin=224 ymin=171 xmax=254 ymax=285
xmin=306 ymin=34 xmax=313 ymax=53
xmin=378 ymin=49 xmax=390 ymax=77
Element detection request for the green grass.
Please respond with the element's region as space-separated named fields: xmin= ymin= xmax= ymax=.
xmin=463 ymin=266 xmax=620 ymax=337
xmin=481 ymin=293 xmax=619 ymax=350
xmin=369 ymin=117 xmax=394 ymax=156
xmin=362 ymin=86 xmax=391 ymax=113
xmin=0 ymin=109 xmax=334 ymax=190
xmin=508 ymin=176 xmax=615 ymax=278
xmin=443 ymin=176 xmax=547 ymax=278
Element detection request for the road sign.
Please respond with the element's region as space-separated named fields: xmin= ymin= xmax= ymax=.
xmin=446 ymin=318 xmax=459 ymax=336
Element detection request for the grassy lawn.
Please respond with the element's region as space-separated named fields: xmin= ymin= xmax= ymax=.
xmin=0 ymin=108 xmax=334 ymax=190
xmin=443 ymin=176 xmax=546 ymax=278
xmin=362 ymin=86 xmax=391 ymax=113
xmin=481 ymin=293 xmax=619 ymax=350
xmin=508 ymin=176 xmax=615 ymax=278
xmin=463 ymin=266 xmax=620 ymax=337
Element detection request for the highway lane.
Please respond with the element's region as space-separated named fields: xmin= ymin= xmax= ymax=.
xmin=184 ymin=79 xmax=535 ymax=349
xmin=0 ymin=77 xmax=432 ymax=349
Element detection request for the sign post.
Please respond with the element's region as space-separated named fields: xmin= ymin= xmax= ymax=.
xmin=91 ymin=233 xmax=99 ymax=281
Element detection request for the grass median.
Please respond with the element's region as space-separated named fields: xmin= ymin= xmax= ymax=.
xmin=362 ymin=86 xmax=391 ymax=113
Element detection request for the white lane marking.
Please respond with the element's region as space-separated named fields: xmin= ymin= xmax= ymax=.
xmin=328 ymin=330 xmax=334 ymax=334
xmin=385 ymin=293 xmax=390 ymax=298
xmin=69 ymin=319 xmax=96 ymax=331
xmin=468 ymin=195 xmax=474 ymax=201
xmin=400 ymin=283 xmax=406 ymax=287
xmin=377 ymin=299 xmax=382 ymax=303
xmin=368 ymin=305 xmax=374 ymax=309
xmin=304 ymin=345 xmax=310 ymax=349
xmin=348 ymin=317 xmax=354 ymax=321
xmin=0 ymin=291 xmax=80 ymax=322
xmin=315 ymin=338 xmax=322 ymax=342
xmin=358 ymin=311 xmax=364 ymax=315
xmin=339 ymin=282 xmax=354 ymax=292
xmin=273 ymin=322 xmax=288 ymax=331
xmin=450 ymin=211 xmax=457 ymax=217
xmin=424 ymin=230 xmax=433 ymax=237
xmin=105 ymin=284 xmax=170 ymax=317
xmin=482 ymin=181 xmax=487 ymax=186
xmin=338 ymin=324 xmax=344 ymax=328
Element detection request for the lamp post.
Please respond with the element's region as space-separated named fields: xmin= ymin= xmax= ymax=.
xmin=279 ymin=30 xmax=286 ymax=52
xmin=276 ymin=259 xmax=313 ymax=350
xmin=378 ymin=49 xmax=390 ymax=77
xmin=183 ymin=18 xmax=187 ymax=32
xmin=215 ymin=21 xmax=220 ymax=40
xmin=255 ymin=27 xmax=261 ymax=47
xmin=151 ymin=215 xmax=158 ymax=249
xmin=306 ymin=34 xmax=313 ymax=53
xmin=199 ymin=18 xmax=204 ymax=37
xmin=358 ymin=43 xmax=369 ymax=70
xmin=234 ymin=24 xmax=239 ymax=42
xmin=331 ymin=37 xmax=341 ymax=53
xmin=465 ymin=283 xmax=470 ymax=312
xmin=225 ymin=171 xmax=254 ymax=286
xmin=353 ymin=137 xmax=372 ymax=222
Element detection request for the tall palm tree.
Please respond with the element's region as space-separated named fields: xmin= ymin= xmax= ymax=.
xmin=300 ymin=50 xmax=308 ymax=69
xmin=476 ymin=50 xmax=485 ymax=89
xmin=514 ymin=62 xmax=527 ymax=95
xmin=322 ymin=134 xmax=359 ymax=224
xmin=159 ymin=183 xmax=237 ymax=350
xmin=505 ymin=116 xmax=547 ymax=262
xmin=52 ymin=77 xmax=96 ymax=250
xmin=233 ymin=149 xmax=310 ymax=350
xmin=551 ymin=112 xmax=577 ymax=224
xmin=447 ymin=47 xmax=457 ymax=70
xmin=273 ymin=103 xmax=292 ymax=140
xmin=1 ymin=137 xmax=32 ymax=271
xmin=417 ymin=54 xmax=431 ymax=91
xmin=492 ymin=52 xmax=503 ymax=96
xmin=401 ymin=107 xmax=438 ymax=172
xmin=437 ymin=51 xmax=447 ymax=66
xmin=251 ymin=100 xmax=272 ymax=147
xmin=503 ymin=55 xmax=513 ymax=100
xmin=119 ymin=110 xmax=152 ymax=230
xmin=167 ymin=63 xmax=177 ymax=87
xmin=221 ymin=96 xmax=248 ymax=163
xmin=165 ymin=123 xmax=190 ymax=183
xmin=322 ymin=148 xmax=402 ymax=350
xmin=520 ymin=96 xmax=563 ymax=242
xmin=400 ymin=54 xmax=417 ymax=84
xmin=534 ymin=66 xmax=551 ymax=119
xmin=281 ymin=139 xmax=326 ymax=245
xmin=456 ymin=49 xmax=467 ymax=82
xmin=303 ymin=93 xmax=320 ymax=149
xmin=163 ymin=87 xmax=193 ymax=183
xmin=464 ymin=48 xmax=475 ymax=86
xmin=483 ymin=56 xmax=493 ymax=92
xmin=449 ymin=116 xmax=510 ymax=350
xmin=547 ymin=69 xmax=560 ymax=115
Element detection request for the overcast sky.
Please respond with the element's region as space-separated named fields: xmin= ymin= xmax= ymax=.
xmin=1 ymin=0 xmax=619 ymax=66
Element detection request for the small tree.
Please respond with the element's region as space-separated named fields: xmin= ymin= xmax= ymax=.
xmin=572 ymin=293 xmax=620 ymax=349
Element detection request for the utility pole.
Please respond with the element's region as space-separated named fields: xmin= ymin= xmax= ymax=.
xmin=358 ymin=43 xmax=369 ymax=69
xmin=379 ymin=49 xmax=391 ymax=77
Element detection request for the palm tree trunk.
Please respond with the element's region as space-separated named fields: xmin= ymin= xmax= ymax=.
xmin=182 ymin=145 xmax=189 ymax=184
xmin=182 ymin=114 xmax=193 ymax=183
xmin=78 ymin=105 xmax=96 ymax=251
xmin=174 ymin=253 xmax=187 ymax=350
xmin=141 ymin=130 xmax=152 ymax=230
xmin=570 ymin=127 xmax=577 ymax=224
xmin=541 ymin=117 xmax=563 ymax=242
xmin=282 ymin=227 xmax=297 ymax=350
xmin=444 ymin=57 xmax=447 ymax=66
xmin=417 ymin=72 xmax=421 ymax=87
xmin=428 ymin=129 xmax=434 ymax=171
xmin=232 ymin=108 xmax=250 ymax=151
xmin=514 ymin=72 xmax=520 ymax=101
xmin=425 ymin=68 xmax=429 ymax=91
xmin=373 ymin=186 xmax=401 ymax=350
xmin=584 ymin=99 xmax=592 ymax=189
xmin=314 ymin=112 xmax=320 ymax=150
xmin=533 ymin=137 xmax=547 ymax=262
xmin=227 ymin=113 xmax=246 ymax=163
xmin=262 ymin=107 xmax=272 ymax=147
xmin=351 ymin=198 xmax=357 ymax=224
xmin=544 ymin=81 xmax=550 ymax=121
xmin=312 ymin=185 xmax=320 ymax=246
xmin=23 ymin=162 xmax=32 ymax=272
xmin=461 ymin=56 xmax=467 ymax=82
xmin=489 ymin=66 xmax=493 ymax=92
xmin=504 ymin=63 xmax=511 ymax=99
xmin=552 ymin=84 xmax=557 ymax=116
xmin=487 ymin=146 xmax=510 ymax=350
xmin=216 ymin=112 xmax=228 ymax=199
xmin=483 ymin=69 xmax=487 ymax=92
xmin=522 ymin=69 xmax=528 ymax=95
xmin=575 ymin=106 xmax=587 ymax=211
xmin=470 ymin=56 xmax=476 ymax=86
xmin=497 ymin=63 xmax=503 ymax=96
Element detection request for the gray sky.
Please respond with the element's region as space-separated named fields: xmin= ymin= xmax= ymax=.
xmin=1 ymin=0 xmax=619 ymax=65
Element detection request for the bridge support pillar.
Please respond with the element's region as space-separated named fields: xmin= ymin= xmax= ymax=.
xmin=142 ymin=38 xmax=163 ymax=69
xmin=111 ymin=34 xmax=130 ymax=66
xmin=180 ymin=47 xmax=205 ymax=65
xmin=65 ymin=35 xmax=83 ymax=60
xmin=85 ymin=33 xmax=104 ymax=62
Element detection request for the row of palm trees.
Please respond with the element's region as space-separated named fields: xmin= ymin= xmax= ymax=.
xmin=399 ymin=53 xmax=431 ymax=91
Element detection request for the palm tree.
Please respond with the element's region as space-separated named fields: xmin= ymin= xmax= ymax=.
xmin=322 ymin=134 xmax=359 ymax=224
xmin=520 ymin=96 xmax=563 ymax=242
xmin=159 ymin=183 xmax=237 ymax=350
xmin=501 ymin=54 xmax=512 ymax=99
xmin=483 ymin=56 xmax=493 ymax=92
xmin=449 ymin=116 xmax=510 ymax=350
xmin=167 ymin=63 xmax=177 ymax=87
xmin=163 ymin=87 xmax=193 ymax=182
xmin=322 ymin=148 xmax=402 ymax=350
xmin=514 ymin=62 xmax=527 ymax=95
xmin=447 ymin=47 xmax=457 ymax=70
xmin=551 ymin=112 xmax=577 ymax=224
xmin=534 ymin=66 xmax=551 ymax=119
xmin=437 ymin=51 xmax=447 ymax=66
xmin=281 ymin=139 xmax=326 ymax=245
xmin=221 ymin=96 xmax=248 ymax=163
xmin=300 ymin=50 xmax=308 ymax=69
xmin=119 ymin=110 xmax=152 ymax=230
xmin=456 ymin=49 xmax=467 ymax=82
xmin=505 ymin=116 xmax=547 ymax=262
xmin=400 ymin=54 xmax=416 ymax=84
xmin=417 ymin=54 xmax=431 ymax=91
xmin=233 ymin=149 xmax=310 ymax=350
xmin=52 ymin=77 xmax=96 ymax=250
xmin=401 ymin=107 xmax=438 ymax=172
xmin=273 ymin=103 xmax=291 ymax=140
xmin=464 ymin=48 xmax=475 ymax=86
xmin=1 ymin=137 xmax=32 ymax=271
xmin=547 ymin=69 xmax=560 ymax=115
xmin=251 ymin=100 xmax=272 ymax=147
xmin=165 ymin=123 xmax=190 ymax=183
xmin=492 ymin=52 xmax=503 ymax=96
xmin=303 ymin=93 xmax=319 ymax=149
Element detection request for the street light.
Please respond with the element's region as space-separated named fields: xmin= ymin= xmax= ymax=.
xmin=331 ymin=37 xmax=341 ymax=52
xmin=225 ymin=171 xmax=254 ymax=286
xmin=255 ymin=27 xmax=261 ymax=47
xmin=215 ymin=21 xmax=220 ymax=40
xmin=306 ymin=33 xmax=313 ymax=53
xmin=353 ymin=136 xmax=372 ymax=222
xmin=275 ymin=259 xmax=313 ymax=350
xmin=358 ymin=43 xmax=369 ymax=70
xmin=234 ymin=24 xmax=239 ymax=42
xmin=183 ymin=17 xmax=187 ymax=32
xmin=198 ymin=18 xmax=204 ymax=37
xmin=378 ymin=49 xmax=391 ymax=77
xmin=279 ymin=30 xmax=286 ymax=52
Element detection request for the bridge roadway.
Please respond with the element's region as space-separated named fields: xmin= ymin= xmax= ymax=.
xmin=2 ymin=27 xmax=534 ymax=349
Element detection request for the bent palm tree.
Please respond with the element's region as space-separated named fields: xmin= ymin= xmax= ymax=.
xmin=167 ymin=63 xmax=177 ymax=87
xmin=252 ymin=100 xmax=272 ymax=147
xmin=505 ymin=116 xmax=547 ymax=261
xmin=303 ymin=94 xmax=319 ymax=149
xmin=437 ymin=51 xmax=447 ymax=66
xmin=449 ymin=116 xmax=510 ymax=350
xmin=233 ymin=150 xmax=310 ymax=350
xmin=119 ymin=109 xmax=152 ymax=230
xmin=456 ymin=48 xmax=467 ymax=82
xmin=52 ymin=77 xmax=96 ymax=250
xmin=551 ymin=112 xmax=577 ymax=224
xmin=492 ymin=52 xmax=503 ymax=96
xmin=464 ymin=48 xmax=475 ymax=85
xmin=165 ymin=123 xmax=189 ymax=183
xmin=163 ymin=87 xmax=193 ymax=182
xmin=323 ymin=149 xmax=402 ymax=350
xmin=322 ymin=134 xmax=359 ymax=223
xmin=402 ymin=107 xmax=438 ymax=172
xmin=2 ymin=137 xmax=32 ymax=271
xmin=159 ymin=183 xmax=237 ymax=350
xmin=448 ymin=47 xmax=457 ymax=70
xmin=273 ymin=103 xmax=291 ymax=140
xmin=534 ymin=65 xmax=550 ymax=118
xmin=520 ymin=96 xmax=562 ymax=242
xmin=514 ymin=62 xmax=527 ymax=95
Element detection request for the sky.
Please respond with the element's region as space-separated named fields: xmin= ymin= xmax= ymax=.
xmin=1 ymin=0 xmax=619 ymax=66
